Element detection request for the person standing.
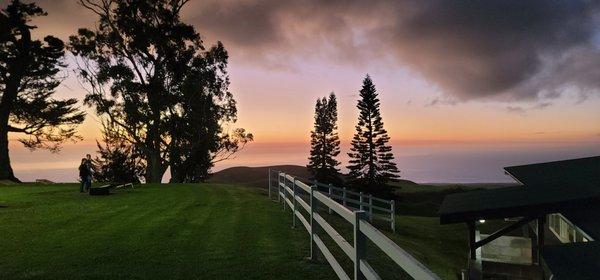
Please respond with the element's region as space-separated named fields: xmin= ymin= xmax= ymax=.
xmin=84 ymin=154 xmax=94 ymax=191
xmin=79 ymin=158 xmax=90 ymax=193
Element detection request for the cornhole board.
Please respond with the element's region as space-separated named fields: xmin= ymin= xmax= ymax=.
xmin=89 ymin=184 xmax=112 ymax=196
xmin=89 ymin=183 xmax=134 ymax=196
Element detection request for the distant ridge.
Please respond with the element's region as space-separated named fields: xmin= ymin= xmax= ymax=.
xmin=209 ymin=165 xmax=422 ymax=189
xmin=209 ymin=165 xmax=311 ymax=188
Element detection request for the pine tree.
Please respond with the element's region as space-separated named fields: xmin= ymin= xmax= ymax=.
xmin=0 ymin=1 xmax=85 ymax=182
xmin=307 ymin=93 xmax=341 ymax=185
xmin=347 ymin=75 xmax=400 ymax=192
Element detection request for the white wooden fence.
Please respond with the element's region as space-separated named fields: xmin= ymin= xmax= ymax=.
xmin=269 ymin=169 xmax=440 ymax=280
xmin=268 ymin=169 xmax=396 ymax=232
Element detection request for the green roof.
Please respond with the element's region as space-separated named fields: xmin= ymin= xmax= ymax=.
xmin=504 ymin=156 xmax=600 ymax=187
xmin=542 ymin=242 xmax=600 ymax=280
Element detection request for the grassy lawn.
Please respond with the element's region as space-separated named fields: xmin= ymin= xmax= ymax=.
xmin=0 ymin=183 xmax=336 ymax=280
xmin=0 ymin=182 xmax=484 ymax=280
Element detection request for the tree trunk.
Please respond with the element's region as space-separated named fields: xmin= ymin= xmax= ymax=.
xmin=0 ymin=54 xmax=22 ymax=183
xmin=0 ymin=86 xmax=19 ymax=182
xmin=144 ymin=149 xmax=165 ymax=183
xmin=0 ymin=17 xmax=31 ymax=183
xmin=169 ymin=162 xmax=184 ymax=183
xmin=0 ymin=125 xmax=19 ymax=182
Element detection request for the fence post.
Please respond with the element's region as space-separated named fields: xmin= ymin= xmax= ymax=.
xmin=328 ymin=184 xmax=333 ymax=214
xmin=277 ymin=172 xmax=282 ymax=203
xmin=343 ymin=187 xmax=347 ymax=207
xmin=354 ymin=211 xmax=367 ymax=280
xmin=283 ymin=174 xmax=287 ymax=211
xmin=292 ymin=178 xmax=297 ymax=228
xmin=359 ymin=192 xmax=364 ymax=211
xmin=368 ymin=194 xmax=373 ymax=222
xmin=268 ymin=168 xmax=272 ymax=199
xmin=390 ymin=200 xmax=396 ymax=233
xmin=310 ymin=184 xmax=317 ymax=261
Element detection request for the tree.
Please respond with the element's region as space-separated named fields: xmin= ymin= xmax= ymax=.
xmin=307 ymin=92 xmax=341 ymax=185
xmin=93 ymin=122 xmax=145 ymax=184
xmin=167 ymin=48 xmax=252 ymax=183
xmin=0 ymin=1 xmax=85 ymax=182
xmin=70 ymin=0 xmax=250 ymax=183
xmin=347 ymin=75 xmax=399 ymax=192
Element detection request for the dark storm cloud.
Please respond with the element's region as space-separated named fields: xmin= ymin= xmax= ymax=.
xmin=9 ymin=0 xmax=600 ymax=101
xmin=189 ymin=0 xmax=600 ymax=101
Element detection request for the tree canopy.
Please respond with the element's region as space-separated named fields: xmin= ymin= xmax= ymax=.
xmin=0 ymin=0 xmax=85 ymax=182
xmin=70 ymin=0 xmax=251 ymax=183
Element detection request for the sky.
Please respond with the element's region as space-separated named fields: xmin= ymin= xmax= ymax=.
xmin=4 ymin=0 xmax=600 ymax=183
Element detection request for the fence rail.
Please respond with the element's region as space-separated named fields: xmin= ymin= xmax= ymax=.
xmin=268 ymin=170 xmax=396 ymax=232
xmin=269 ymin=169 xmax=440 ymax=280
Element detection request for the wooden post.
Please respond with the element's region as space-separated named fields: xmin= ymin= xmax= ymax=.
xmin=390 ymin=200 xmax=396 ymax=233
xmin=368 ymin=194 xmax=373 ymax=222
xmin=468 ymin=221 xmax=476 ymax=260
xmin=278 ymin=172 xmax=282 ymax=203
xmin=292 ymin=178 xmax=297 ymax=228
xmin=359 ymin=192 xmax=364 ymax=211
xmin=467 ymin=222 xmax=482 ymax=280
xmin=354 ymin=211 xmax=367 ymax=280
xmin=537 ymin=215 xmax=545 ymax=265
xmin=343 ymin=187 xmax=347 ymax=207
xmin=268 ymin=168 xmax=272 ymax=199
xmin=283 ymin=173 xmax=287 ymax=211
xmin=328 ymin=184 xmax=333 ymax=214
xmin=310 ymin=185 xmax=317 ymax=261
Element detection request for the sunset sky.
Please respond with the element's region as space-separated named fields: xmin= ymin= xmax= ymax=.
xmin=5 ymin=0 xmax=600 ymax=182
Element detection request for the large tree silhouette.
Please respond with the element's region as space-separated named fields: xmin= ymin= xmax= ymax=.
xmin=70 ymin=0 xmax=250 ymax=183
xmin=0 ymin=0 xmax=85 ymax=182
xmin=307 ymin=92 xmax=341 ymax=185
xmin=347 ymin=75 xmax=399 ymax=192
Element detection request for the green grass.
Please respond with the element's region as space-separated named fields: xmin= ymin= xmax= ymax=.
xmin=302 ymin=206 xmax=468 ymax=280
xmin=0 ymin=183 xmax=336 ymax=280
xmin=0 ymin=183 xmax=479 ymax=280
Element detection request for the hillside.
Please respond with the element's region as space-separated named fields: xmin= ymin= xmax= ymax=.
xmin=209 ymin=165 xmax=423 ymax=188
xmin=209 ymin=165 xmax=311 ymax=188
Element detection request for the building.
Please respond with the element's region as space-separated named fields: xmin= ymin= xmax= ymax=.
xmin=439 ymin=156 xmax=600 ymax=280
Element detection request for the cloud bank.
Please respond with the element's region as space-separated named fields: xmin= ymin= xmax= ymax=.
xmin=20 ymin=0 xmax=600 ymax=101
xmin=189 ymin=0 xmax=600 ymax=101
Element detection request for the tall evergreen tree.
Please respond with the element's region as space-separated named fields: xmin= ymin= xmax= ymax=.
xmin=347 ymin=75 xmax=399 ymax=191
xmin=307 ymin=92 xmax=341 ymax=184
xmin=0 ymin=0 xmax=85 ymax=182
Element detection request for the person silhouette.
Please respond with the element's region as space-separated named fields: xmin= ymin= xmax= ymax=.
xmin=78 ymin=158 xmax=90 ymax=193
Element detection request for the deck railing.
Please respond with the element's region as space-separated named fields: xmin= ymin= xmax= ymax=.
xmin=269 ymin=169 xmax=440 ymax=280
xmin=268 ymin=169 xmax=396 ymax=232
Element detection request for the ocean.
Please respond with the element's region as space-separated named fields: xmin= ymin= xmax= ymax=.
xmin=10 ymin=141 xmax=600 ymax=184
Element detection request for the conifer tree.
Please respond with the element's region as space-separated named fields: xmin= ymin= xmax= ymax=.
xmin=307 ymin=93 xmax=341 ymax=184
xmin=347 ymin=75 xmax=399 ymax=191
xmin=0 ymin=1 xmax=85 ymax=182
